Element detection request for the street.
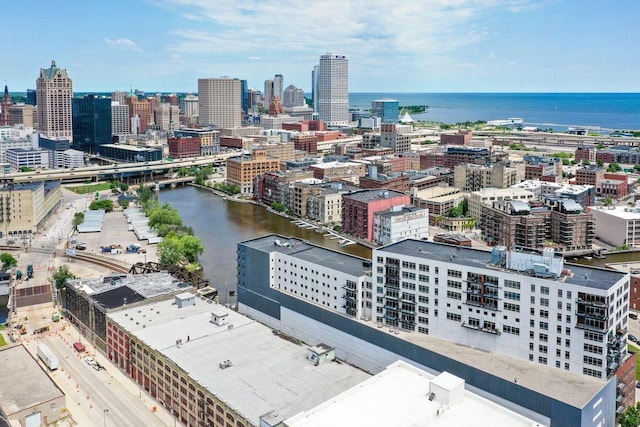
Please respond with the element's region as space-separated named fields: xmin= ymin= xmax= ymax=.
xmin=23 ymin=323 xmax=174 ymax=427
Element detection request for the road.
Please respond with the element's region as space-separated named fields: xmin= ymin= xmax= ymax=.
xmin=25 ymin=328 xmax=172 ymax=426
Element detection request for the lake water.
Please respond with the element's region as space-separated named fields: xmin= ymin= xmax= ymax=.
xmin=159 ymin=186 xmax=371 ymax=304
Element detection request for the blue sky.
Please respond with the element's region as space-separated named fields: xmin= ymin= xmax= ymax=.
xmin=2 ymin=0 xmax=639 ymax=93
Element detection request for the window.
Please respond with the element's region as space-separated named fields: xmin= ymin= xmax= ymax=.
xmin=447 ymin=280 xmax=462 ymax=289
xmin=558 ymin=289 xmax=563 ymax=298
xmin=418 ymin=285 xmax=429 ymax=293
xmin=504 ymin=291 xmax=520 ymax=301
xmin=540 ymin=298 xmax=549 ymax=307
xmin=504 ymin=280 xmax=521 ymax=289
xmin=541 ymin=286 xmax=549 ymax=295
xmin=538 ymin=357 xmax=547 ymax=365
xmin=419 ymin=264 xmax=429 ymax=272
xmin=418 ymin=327 xmax=429 ymax=334
xmin=503 ymin=302 xmax=520 ymax=312
xmin=583 ymin=368 xmax=602 ymax=378
xmin=447 ymin=312 xmax=462 ymax=322
xmin=447 ymin=291 xmax=461 ymax=300
xmin=531 ymin=284 xmax=536 ymax=292
xmin=583 ymin=355 xmax=603 ymax=367
xmin=503 ymin=325 xmax=520 ymax=335
xmin=539 ymin=321 xmax=548 ymax=330
xmin=538 ymin=345 xmax=548 ymax=354
xmin=447 ymin=269 xmax=462 ymax=278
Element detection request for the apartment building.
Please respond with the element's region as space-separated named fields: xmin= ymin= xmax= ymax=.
xmin=167 ymin=136 xmax=201 ymax=159
xmin=439 ymin=130 xmax=472 ymax=145
xmin=226 ymin=149 xmax=281 ymax=196
xmin=371 ymin=241 xmax=630 ymax=382
xmin=372 ymin=205 xmax=429 ymax=245
xmin=0 ymin=181 xmax=61 ymax=235
xmin=107 ymin=292 xmax=369 ymax=427
xmin=342 ymin=189 xmax=411 ymax=241
xmin=454 ymin=162 xmax=525 ymax=192
xmin=307 ymin=182 xmax=358 ymax=225
xmin=481 ymin=198 xmax=595 ymax=256
xmin=468 ymin=187 xmax=535 ymax=224
xmin=237 ymin=235 xmax=620 ymax=426
xmin=174 ymin=128 xmax=220 ymax=156
xmin=576 ymin=166 xmax=605 ymax=187
xmin=591 ymin=205 xmax=640 ymax=248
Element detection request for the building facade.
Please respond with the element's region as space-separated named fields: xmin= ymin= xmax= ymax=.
xmin=72 ymin=95 xmax=112 ymax=153
xmin=371 ymin=99 xmax=399 ymax=124
xmin=342 ymin=189 xmax=411 ymax=241
xmin=226 ymin=149 xmax=281 ymax=196
xmin=372 ymin=205 xmax=429 ymax=245
xmin=317 ymin=54 xmax=349 ymax=125
xmin=198 ymin=78 xmax=241 ymax=128
xmin=36 ymin=60 xmax=73 ymax=141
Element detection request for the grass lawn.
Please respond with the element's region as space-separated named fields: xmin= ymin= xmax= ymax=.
xmin=68 ymin=182 xmax=113 ymax=194
xmin=628 ymin=343 xmax=640 ymax=380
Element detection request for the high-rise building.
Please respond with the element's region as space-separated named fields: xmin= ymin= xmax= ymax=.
xmin=264 ymin=79 xmax=274 ymax=109
xmin=72 ymin=95 xmax=112 ymax=153
xmin=111 ymin=91 xmax=128 ymax=105
xmin=240 ymin=80 xmax=249 ymax=115
xmin=154 ymin=103 xmax=179 ymax=131
xmin=26 ymin=89 xmax=36 ymax=106
xmin=198 ymin=78 xmax=241 ymax=128
xmin=283 ymin=84 xmax=305 ymax=108
xmin=1 ymin=85 xmax=13 ymax=126
xmin=182 ymin=94 xmax=198 ymax=119
xmin=317 ymin=53 xmax=349 ymax=125
xmin=371 ymin=98 xmax=399 ymax=123
xmin=111 ymin=102 xmax=131 ymax=135
xmin=36 ymin=60 xmax=73 ymax=141
xmin=312 ymin=65 xmax=319 ymax=113
xmin=273 ymin=74 xmax=284 ymax=102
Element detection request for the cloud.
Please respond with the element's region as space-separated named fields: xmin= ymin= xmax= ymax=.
xmin=104 ymin=38 xmax=142 ymax=52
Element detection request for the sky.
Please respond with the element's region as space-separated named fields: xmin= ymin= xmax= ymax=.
xmin=2 ymin=0 xmax=639 ymax=93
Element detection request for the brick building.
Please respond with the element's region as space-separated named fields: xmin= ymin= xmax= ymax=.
xmin=168 ymin=137 xmax=201 ymax=159
xmin=439 ymin=130 xmax=472 ymax=145
xmin=342 ymin=189 xmax=410 ymax=241
xmin=226 ymin=149 xmax=281 ymax=196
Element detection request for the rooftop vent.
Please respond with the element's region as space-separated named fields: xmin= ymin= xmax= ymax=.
xmin=219 ymin=360 xmax=232 ymax=369
xmin=210 ymin=309 xmax=229 ymax=327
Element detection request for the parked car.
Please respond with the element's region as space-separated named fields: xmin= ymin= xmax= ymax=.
xmin=629 ymin=334 xmax=638 ymax=343
xmin=84 ymin=357 xmax=95 ymax=366
xmin=92 ymin=363 xmax=103 ymax=371
xmin=630 ymin=313 xmax=638 ymax=320
xmin=75 ymin=244 xmax=86 ymax=251
xmin=636 ymin=381 xmax=640 ymax=389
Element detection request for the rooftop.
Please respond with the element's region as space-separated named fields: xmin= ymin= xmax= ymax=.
xmin=284 ymin=361 xmax=542 ymax=427
xmin=0 ymin=345 xmax=65 ymax=416
xmin=240 ymin=235 xmax=370 ymax=277
xmin=66 ymin=273 xmax=191 ymax=309
xmin=343 ymin=189 xmax=408 ymax=202
xmin=108 ymin=295 xmax=370 ymax=424
xmin=590 ymin=205 xmax=640 ymax=219
xmin=375 ymin=239 xmax=626 ymax=291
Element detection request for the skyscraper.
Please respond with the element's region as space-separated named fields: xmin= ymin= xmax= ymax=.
xmin=198 ymin=78 xmax=241 ymax=128
xmin=371 ymin=99 xmax=400 ymax=123
xmin=273 ymin=74 xmax=284 ymax=102
xmin=111 ymin=102 xmax=130 ymax=135
xmin=37 ymin=60 xmax=73 ymax=141
xmin=264 ymin=79 xmax=274 ymax=109
xmin=72 ymin=95 xmax=112 ymax=153
xmin=312 ymin=65 xmax=319 ymax=113
xmin=283 ymin=84 xmax=305 ymax=108
xmin=0 ymin=85 xmax=12 ymax=126
xmin=317 ymin=53 xmax=349 ymax=125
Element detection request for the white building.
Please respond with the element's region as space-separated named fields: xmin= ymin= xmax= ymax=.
xmin=591 ymin=205 xmax=640 ymax=248
xmin=111 ymin=102 xmax=130 ymax=135
xmin=283 ymin=84 xmax=305 ymax=108
xmin=182 ymin=94 xmax=198 ymax=119
xmin=372 ymin=241 xmax=629 ymax=380
xmin=36 ymin=60 xmax=73 ymax=141
xmin=5 ymin=148 xmax=49 ymax=171
xmin=284 ymin=361 xmax=543 ymax=427
xmin=54 ymin=149 xmax=85 ymax=169
xmin=198 ymin=77 xmax=241 ymax=128
xmin=317 ymin=53 xmax=349 ymax=125
xmin=373 ymin=206 xmax=429 ymax=245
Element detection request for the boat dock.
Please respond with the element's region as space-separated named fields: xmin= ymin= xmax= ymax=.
xmin=292 ymin=220 xmax=357 ymax=247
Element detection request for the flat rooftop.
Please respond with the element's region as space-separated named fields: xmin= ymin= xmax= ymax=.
xmin=284 ymin=361 xmax=541 ymax=427
xmin=0 ymin=345 xmax=65 ymax=416
xmin=591 ymin=205 xmax=640 ymax=220
xmin=66 ymin=273 xmax=191 ymax=309
xmin=376 ymin=239 xmax=626 ymax=291
xmin=241 ymin=235 xmax=370 ymax=277
xmin=343 ymin=189 xmax=407 ymax=202
xmin=108 ymin=295 xmax=370 ymax=424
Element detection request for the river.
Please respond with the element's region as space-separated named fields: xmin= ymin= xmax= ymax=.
xmin=159 ymin=186 xmax=371 ymax=304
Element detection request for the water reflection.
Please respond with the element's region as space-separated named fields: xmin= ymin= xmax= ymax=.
xmin=160 ymin=186 xmax=372 ymax=303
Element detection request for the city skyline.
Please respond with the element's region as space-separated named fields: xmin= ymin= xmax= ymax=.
xmin=2 ymin=1 xmax=639 ymax=93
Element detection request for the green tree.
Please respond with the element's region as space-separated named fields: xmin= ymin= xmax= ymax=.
xmin=607 ymin=162 xmax=622 ymax=172
xmin=583 ymin=160 xmax=591 ymax=166
xmin=0 ymin=253 xmax=17 ymax=271
xmin=119 ymin=182 xmax=129 ymax=192
xmin=20 ymin=166 xmax=35 ymax=172
xmin=148 ymin=204 xmax=183 ymax=230
xmin=620 ymin=402 xmax=640 ymax=427
xmin=180 ymin=235 xmax=204 ymax=264
xmin=73 ymin=212 xmax=85 ymax=228
xmin=158 ymin=235 xmax=183 ymax=266
xmin=137 ymin=184 xmax=154 ymax=204
xmin=52 ymin=265 xmax=76 ymax=290
xmin=271 ymin=202 xmax=286 ymax=212
xmin=89 ymin=199 xmax=114 ymax=212
xmin=120 ymin=199 xmax=130 ymax=209
xmin=602 ymin=197 xmax=613 ymax=207
xmin=596 ymin=159 xmax=604 ymax=167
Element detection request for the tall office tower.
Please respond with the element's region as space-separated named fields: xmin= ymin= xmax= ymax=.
xmin=312 ymin=65 xmax=319 ymax=113
xmin=125 ymin=95 xmax=152 ymax=132
xmin=264 ymin=79 xmax=274 ymax=109
xmin=240 ymin=80 xmax=249 ymax=115
xmin=372 ymin=98 xmax=400 ymax=123
xmin=0 ymin=85 xmax=12 ymax=126
xmin=111 ymin=102 xmax=131 ymax=134
xmin=183 ymin=94 xmax=199 ymax=118
xmin=317 ymin=53 xmax=349 ymax=125
xmin=283 ymin=84 xmax=305 ymax=108
xmin=111 ymin=91 xmax=128 ymax=105
xmin=26 ymin=89 xmax=36 ymax=106
xmin=197 ymin=77 xmax=241 ymax=128
xmin=72 ymin=94 xmax=112 ymax=153
xmin=273 ymin=74 xmax=284 ymax=101
xmin=154 ymin=103 xmax=180 ymax=131
xmin=37 ymin=60 xmax=73 ymax=141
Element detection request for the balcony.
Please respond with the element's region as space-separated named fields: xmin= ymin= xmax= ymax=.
xmin=577 ymin=297 xmax=607 ymax=308
xmin=461 ymin=322 xmax=501 ymax=335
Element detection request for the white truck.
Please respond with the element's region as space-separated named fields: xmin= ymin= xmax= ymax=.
xmin=37 ymin=343 xmax=59 ymax=371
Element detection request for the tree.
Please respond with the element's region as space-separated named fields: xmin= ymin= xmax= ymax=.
xmin=73 ymin=212 xmax=85 ymax=228
xmin=271 ymin=202 xmax=286 ymax=212
xmin=620 ymin=402 xmax=640 ymax=427
xmin=180 ymin=235 xmax=204 ymax=264
xmin=596 ymin=159 xmax=604 ymax=167
xmin=148 ymin=204 xmax=182 ymax=230
xmin=602 ymin=197 xmax=613 ymax=207
xmin=52 ymin=265 xmax=76 ymax=290
xmin=607 ymin=162 xmax=622 ymax=172
xmin=119 ymin=183 xmax=129 ymax=192
xmin=120 ymin=199 xmax=130 ymax=209
xmin=0 ymin=253 xmax=17 ymax=271
xmin=158 ymin=235 xmax=183 ymax=266
xmin=137 ymin=184 xmax=154 ymax=204
xmin=89 ymin=199 xmax=114 ymax=212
